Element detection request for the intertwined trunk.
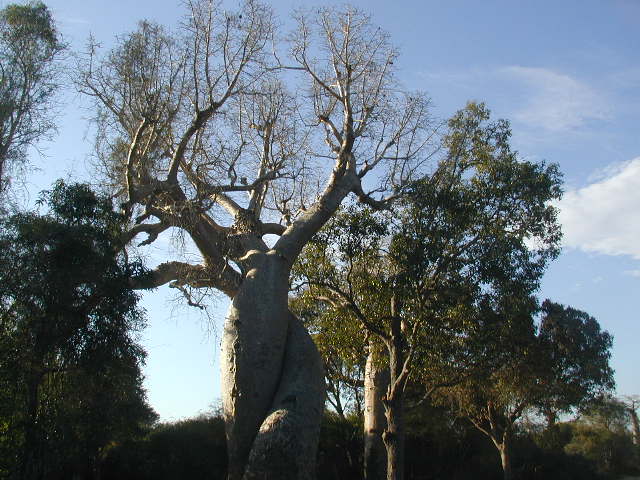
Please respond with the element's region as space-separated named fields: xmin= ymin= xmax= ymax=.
xmin=364 ymin=343 xmax=389 ymax=480
xmin=221 ymin=250 xmax=325 ymax=479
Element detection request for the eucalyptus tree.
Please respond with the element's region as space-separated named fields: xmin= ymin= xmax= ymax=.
xmin=77 ymin=2 xmax=434 ymax=477
xmin=441 ymin=301 xmax=614 ymax=480
xmin=0 ymin=2 xmax=64 ymax=194
xmin=292 ymin=102 xmax=563 ymax=480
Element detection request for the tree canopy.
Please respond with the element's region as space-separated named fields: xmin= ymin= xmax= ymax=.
xmin=440 ymin=300 xmax=614 ymax=480
xmin=0 ymin=1 xmax=64 ymax=194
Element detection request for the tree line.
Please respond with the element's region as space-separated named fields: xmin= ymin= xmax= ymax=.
xmin=0 ymin=1 xmax=638 ymax=479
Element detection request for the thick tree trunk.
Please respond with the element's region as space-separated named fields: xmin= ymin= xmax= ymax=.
xmin=363 ymin=345 xmax=389 ymax=480
xmin=382 ymin=396 xmax=405 ymax=480
xmin=221 ymin=250 xmax=324 ymax=479
xmin=244 ymin=313 xmax=324 ymax=479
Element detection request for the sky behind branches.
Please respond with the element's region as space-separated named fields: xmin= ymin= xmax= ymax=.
xmin=9 ymin=0 xmax=640 ymax=420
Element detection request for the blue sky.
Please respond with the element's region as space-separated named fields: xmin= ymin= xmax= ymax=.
xmin=10 ymin=0 xmax=640 ymax=420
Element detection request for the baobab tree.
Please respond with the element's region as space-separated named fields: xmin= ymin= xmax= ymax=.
xmin=78 ymin=2 xmax=434 ymax=478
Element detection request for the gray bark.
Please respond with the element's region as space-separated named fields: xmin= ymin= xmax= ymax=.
xmin=382 ymin=396 xmax=405 ymax=480
xmin=244 ymin=313 xmax=325 ymax=479
xmin=364 ymin=345 xmax=389 ymax=480
xmin=221 ymin=250 xmax=324 ymax=479
xmin=382 ymin=296 xmax=408 ymax=480
xmin=490 ymin=426 xmax=513 ymax=480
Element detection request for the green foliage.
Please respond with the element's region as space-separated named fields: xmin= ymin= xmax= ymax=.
xmin=102 ymin=410 xmax=365 ymax=480
xmin=0 ymin=1 xmax=64 ymax=192
xmin=0 ymin=181 xmax=155 ymax=479
xmin=96 ymin=407 xmax=637 ymax=480
xmin=316 ymin=411 xmax=364 ymax=480
xmin=439 ymin=299 xmax=614 ymax=480
xmin=537 ymin=301 xmax=615 ymax=417
xmin=293 ymin=102 xmax=566 ymax=479
xmin=102 ymin=414 xmax=227 ymax=480
xmin=1 ymin=2 xmax=58 ymax=46
xmin=293 ymin=102 xmax=564 ymax=408
xmin=564 ymin=421 xmax=638 ymax=476
xmin=291 ymin=206 xmax=387 ymax=414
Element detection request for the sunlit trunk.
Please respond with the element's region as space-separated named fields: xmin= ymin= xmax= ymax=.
xmin=364 ymin=343 xmax=389 ymax=480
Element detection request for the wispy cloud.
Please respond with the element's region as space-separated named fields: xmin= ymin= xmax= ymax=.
xmin=59 ymin=16 xmax=90 ymax=26
xmin=418 ymin=66 xmax=611 ymax=135
xmin=557 ymin=157 xmax=640 ymax=258
xmin=500 ymin=66 xmax=610 ymax=132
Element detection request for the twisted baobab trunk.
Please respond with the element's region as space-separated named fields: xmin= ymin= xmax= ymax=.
xmin=221 ymin=251 xmax=325 ymax=479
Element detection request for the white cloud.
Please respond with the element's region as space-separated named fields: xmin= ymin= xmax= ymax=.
xmin=500 ymin=66 xmax=610 ymax=132
xmin=557 ymin=157 xmax=640 ymax=258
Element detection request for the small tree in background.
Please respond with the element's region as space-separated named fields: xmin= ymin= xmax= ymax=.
xmin=441 ymin=301 xmax=614 ymax=480
xmin=564 ymin=394 xmax=638 ymax=476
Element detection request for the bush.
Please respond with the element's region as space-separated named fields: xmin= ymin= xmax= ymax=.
xmin=101 ymin=414 xmax=227 ymax=480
